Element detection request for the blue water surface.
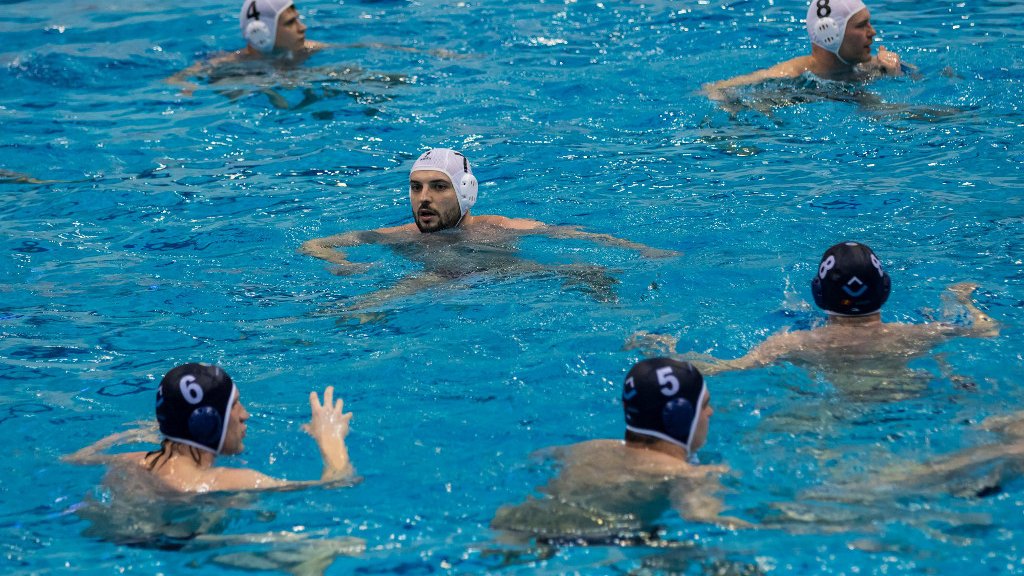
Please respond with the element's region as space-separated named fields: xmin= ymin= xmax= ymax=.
xmin=1 ymin=0 xmax=1023 ymax=573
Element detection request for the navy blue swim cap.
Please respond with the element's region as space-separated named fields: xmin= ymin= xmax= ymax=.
xmin=622 ymin=358 xmax=707 ymax=454
xmin=156 ymin=363 xmax=237 ymax=454
xmin=811 ymin=242 xmax=891 ymax=316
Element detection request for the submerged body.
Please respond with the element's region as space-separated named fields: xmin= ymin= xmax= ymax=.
xmin=493 ymin=440 xmax=734 ymax=544
xmin=302 ymin=149 xmax=677 ymax=315
xmin=704 ymin=0 xmax=907 ymax=110
xmin=630 ymin=241 xmax=998 ymax=397
xmin=493 ymin=359 xmax=744 ymax=547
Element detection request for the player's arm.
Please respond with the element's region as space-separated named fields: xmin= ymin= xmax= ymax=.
xmin=532 ymin=223 xmax=680 ymax=258
xmin=946 ymin=282 xmax=999 ymax=338
xmin=63 ymin=426 xmax=158 ymax=465
xmin=300 ymin=229 xmax=400 ymax=274
xmin=703 ymin=59 xmax=803 ymax=102
xmin=165 ymin=61 xmax=205 ymax=96
xmin=669 ymin=473 xmax=752 ymax=529
xmin=701 ymin=330 xmax=795 ymax=374
xmin=206 ymin=386 xmax=354 ymax=492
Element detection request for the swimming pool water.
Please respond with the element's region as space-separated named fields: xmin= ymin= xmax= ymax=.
xmin=2 ymin=0 xmax=1023 ymax=573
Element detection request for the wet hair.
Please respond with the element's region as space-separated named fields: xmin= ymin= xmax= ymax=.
xmin=143 ymin=439 xmax=204 ymax=471
xmin=624 ymin=429 xmax=661 ymax=446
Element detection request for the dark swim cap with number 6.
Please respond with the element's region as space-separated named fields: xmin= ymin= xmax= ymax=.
xmin=156 ymin=363 xmax=237 ymax=454
xmin=811 ymin=241 xmax=891 ymax=316
xmin=622 ymin=358 xmax=706 ymax=453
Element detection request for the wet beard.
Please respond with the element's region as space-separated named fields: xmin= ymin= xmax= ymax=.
xmin=414 ymin=203 xmax=463 ymax=233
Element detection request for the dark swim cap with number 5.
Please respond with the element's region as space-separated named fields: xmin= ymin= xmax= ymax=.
xmin=156 ymin=363 xmax=237 ymax=454
xmin=622 ymin=358 xmax=706 ymax=453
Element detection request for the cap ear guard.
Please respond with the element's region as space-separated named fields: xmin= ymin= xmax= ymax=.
xmin=810 ymin=17 xmax=841 ymax=52
xmin=244 ymin=20 xmax=274 ymax=53
xmin=188 ymin=406 xmax=225 ymax=449
xmin=662 ymin=397 xmax=697 ymax=450
xmin=458 ymin=173 xmax=478 ymax=215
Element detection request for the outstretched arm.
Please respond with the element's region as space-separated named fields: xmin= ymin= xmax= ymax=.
xmin=300 ymin=230 xmax=384 ymax=274
xmin=946 ymin=282 xmax=999 ymax=338
xmin=206 ymin=386 xmax=354 ymax=492
xmin=166 ymin=61 xmax=204 ymax=96
xmin=535 ymin=225 xmax=680 ymax=259
xmin=703 ymin=59 xmax=804 ymax=102
xmin=63 ymin=425 xmax=159 ymax=465
xmin=623 ymin=330 xmax=791 ymax=375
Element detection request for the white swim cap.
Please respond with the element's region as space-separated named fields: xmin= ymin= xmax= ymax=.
xmin=239 ymin=0 xmax=294 ymax=54
xmin=806 ymin=0 xmax=866 ymax=60
xmin=410 ymin=148 xmax=478 ymax=217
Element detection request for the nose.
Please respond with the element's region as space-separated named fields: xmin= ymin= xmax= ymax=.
xmin=414 ymin=189 xmax=434 ymax=204
xmin=298 ymin=20 xmax=307 ymax=33
xmin=866 ymin=23 xmax=875 ymax=38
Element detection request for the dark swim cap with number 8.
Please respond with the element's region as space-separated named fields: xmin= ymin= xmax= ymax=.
xmin=156 ymin=363 xmax=237 ymax=454
xmin=811 ymin=241 xmax=891 ymax=316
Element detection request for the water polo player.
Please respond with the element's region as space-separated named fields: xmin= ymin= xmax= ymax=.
xmin=703 ymin=0 xmax=905 ymax=103
xmin=491 ymin=358 xmax=748 ymax=545
xmin=300 ymin=148 xmax=678 ymax=314
xmin=630 ymin=242 xmax=998 ymax=387
xmin=66 ymin=363 xmax=355 ymax=492
xmin=167 ymin=0 xmax=325 ymax=95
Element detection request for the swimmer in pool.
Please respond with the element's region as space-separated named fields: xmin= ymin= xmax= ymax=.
xmin=65 ymin=362 xmax=354 ymax=492
xmin=491 ymin=358 xmax=747 ymax=547
xmin=703 ymin=0 xmax=906 ymax=105
xmin=300 ymin=148 xmax=680 ymax=316
xmin=822 ymin=410 xmax=1024 ymax=501
xmin=166 ymin=0 xmax=459 ymax=101
xmin=629 ymin=242 xmax=998 ymax=396
xmin=167 ymin=0 xmax=323 ymax=96
xmin=756 ymin=411 xmax=1024 ymax=543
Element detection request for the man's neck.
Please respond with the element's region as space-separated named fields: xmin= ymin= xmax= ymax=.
xmin=167 ymin=441 xmax=216 ymax=469
xmin=808 ymin=45 xmax=858 ymax=79
xmin=627 ymin=438 xmax=690 ymax=461
xmin=827 ymin=312 xmax=882 ymax=326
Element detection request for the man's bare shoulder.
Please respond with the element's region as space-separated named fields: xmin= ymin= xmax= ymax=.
xmin=203 ymin=466 xmax=285 ymax=492
xmin=562 ymin=440 xmax=698 ymax=476
xmin=376 ymin=223 xmax=419 ymax=235
xmin=107 ymin=451 xmax=149 ymax=467
xmin=776 ymin=321 xmax=955 ymax=363
xmin=471 ymin=215 xmax=545 ymax=231
xmin=757 ymin=56 xmax=816 ymax=80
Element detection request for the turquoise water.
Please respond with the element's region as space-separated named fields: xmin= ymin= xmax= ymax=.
xmin=2 ymin=0 xmax=1023 ymax=573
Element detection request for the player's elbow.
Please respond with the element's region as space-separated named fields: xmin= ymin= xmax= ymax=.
xmin=299 ymin=239 xmax=323 ymax=256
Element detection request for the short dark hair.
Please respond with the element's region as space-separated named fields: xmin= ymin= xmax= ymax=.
xmin=624 ymin=429 xmax=660 ymax=446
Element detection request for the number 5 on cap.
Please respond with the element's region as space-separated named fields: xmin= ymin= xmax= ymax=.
xmin=656 ymin=367 xmax=680 ymax=396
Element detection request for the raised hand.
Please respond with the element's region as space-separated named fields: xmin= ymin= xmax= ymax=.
xmin=304 ymin=386 xmax=354 ymax=480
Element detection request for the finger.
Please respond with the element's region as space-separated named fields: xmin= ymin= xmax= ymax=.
xmin=309 ymin=390 xmax=321 ymax=412
xmin=335 ymin=397 xmax=344 ymax=413
xmin=323 ymin=386 xmax=334 ymax=410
